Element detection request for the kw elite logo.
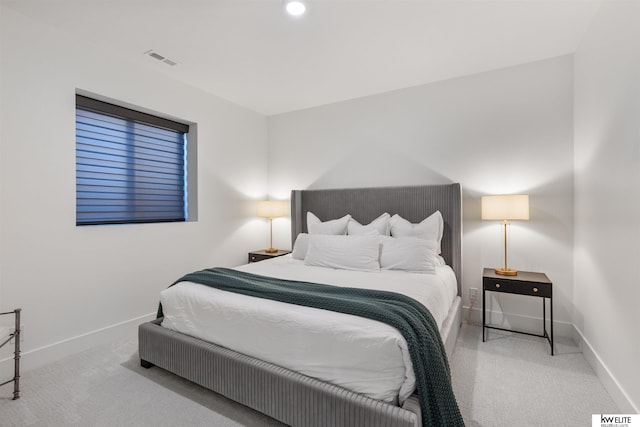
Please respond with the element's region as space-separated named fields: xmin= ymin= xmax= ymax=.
xmin=593 ymin=414 xmax=639 ymax=427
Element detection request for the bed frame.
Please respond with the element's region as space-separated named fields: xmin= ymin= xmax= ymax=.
xmin=139 ymin=183 xmax=462 ymax=427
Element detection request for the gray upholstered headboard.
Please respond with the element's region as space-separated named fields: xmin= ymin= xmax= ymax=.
xmin=290 ymin=184 xmax=462 ymax=295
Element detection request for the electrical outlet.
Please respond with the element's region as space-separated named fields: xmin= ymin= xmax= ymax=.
xmin=469 ymin=288 xmax=478 ymax=302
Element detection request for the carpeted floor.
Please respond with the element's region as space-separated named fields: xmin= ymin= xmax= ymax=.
xmin=451 ymin=325 xmax=619 ymax=426
xmin=0 ymin=323 xmax=619 ymax=426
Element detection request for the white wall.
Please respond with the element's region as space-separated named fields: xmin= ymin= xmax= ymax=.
xmin=0 ymin=7 xmax=268 ymax=373
xmin=574 ymin=1 xmax=640 ymax=413
xmin=269 ymin=56 xmax=575 ymax=336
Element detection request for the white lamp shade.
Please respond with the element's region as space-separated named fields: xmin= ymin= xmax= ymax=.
xmin=481 ymin=194 xmax=529 ymax=220
xmin=257 ymin=200 xmax=285 ymax=219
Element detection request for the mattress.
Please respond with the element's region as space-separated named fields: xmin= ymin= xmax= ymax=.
xmin=160 ymin=255 xmax=457 ymax=405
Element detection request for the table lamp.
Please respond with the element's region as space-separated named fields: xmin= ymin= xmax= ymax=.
xmin=481 ymin=194 xmax=529 ymax=276
xmin=257 ymin=200 xmax=285 ymax=253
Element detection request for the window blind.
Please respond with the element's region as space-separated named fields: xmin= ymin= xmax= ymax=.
xmin=76 ymin=95 xmax=189 ymax=225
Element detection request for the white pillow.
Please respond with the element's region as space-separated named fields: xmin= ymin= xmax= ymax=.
xmin=307 ymin=212 xmax=351 ymax=235
xmin=379 ymin=236 xmax=438 ymax=273
xmin=389 ymin=211 xmax=444 ymax=254
xmin=292 ymin=233 xmax=310 ymax=260
xmin=347 ymin=213 xmax=391 ymax=236
xmin=304 ymin=235 xmax=380 ymax=271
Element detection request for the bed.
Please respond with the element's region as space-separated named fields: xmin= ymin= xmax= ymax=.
xmin=139 ymin=183 xmax=463 ymax=427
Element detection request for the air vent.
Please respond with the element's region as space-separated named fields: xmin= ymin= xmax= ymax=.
xmin=144 ymin=50 xmax=178 ymax=66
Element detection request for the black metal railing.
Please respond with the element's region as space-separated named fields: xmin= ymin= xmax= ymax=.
xmin=0 ymin=308 xmax=21 ymax=400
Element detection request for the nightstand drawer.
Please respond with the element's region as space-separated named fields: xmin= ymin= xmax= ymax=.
xmin=483 ymin=278 xmax=551 ymax=298
xmin=249 ymin=253 xmax=272 ymax=263
xmin=248 ymin=250 xmax=292 ymax=263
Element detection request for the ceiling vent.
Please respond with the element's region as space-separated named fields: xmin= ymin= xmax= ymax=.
xmin=144 ymin=50 xmax=178 ymax=66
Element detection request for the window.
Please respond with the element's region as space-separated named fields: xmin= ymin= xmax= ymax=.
xmin=76 ymin=95 xmax=190 ymax=225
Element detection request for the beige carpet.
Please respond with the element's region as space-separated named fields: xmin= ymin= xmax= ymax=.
xmin=451 ymin=324 xmax=619 ymax=426
xmin=0 ymin=323 xmax=619 ymax=426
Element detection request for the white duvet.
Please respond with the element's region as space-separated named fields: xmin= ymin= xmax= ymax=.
xmin=160 ymin=255 xmax=457 ymax=404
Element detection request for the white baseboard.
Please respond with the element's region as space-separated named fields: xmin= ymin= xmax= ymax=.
xmin=462 ymin=304 xmax=574 ymax=337
xmin=0 ymin=312 xmax=155 ymax=380
xmin=572 ymin=325 xmax=639 ymax=413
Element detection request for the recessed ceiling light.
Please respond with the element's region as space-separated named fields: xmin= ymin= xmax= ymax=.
xmin=285 ymin=1 xmax=306 ymax=16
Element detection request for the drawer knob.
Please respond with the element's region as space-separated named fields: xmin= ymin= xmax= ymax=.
xmin=495 ymin=283 xmax=501 ymax=289
xmin=533 ymin=287 xmax=538 ymax=293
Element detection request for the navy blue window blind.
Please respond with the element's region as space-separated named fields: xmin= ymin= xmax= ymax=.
xmin=76 ymin=95 xmax=189 ymax=225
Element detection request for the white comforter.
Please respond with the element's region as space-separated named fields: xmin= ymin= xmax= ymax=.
xmin=160 ymin=255 xmax=457 ymax=404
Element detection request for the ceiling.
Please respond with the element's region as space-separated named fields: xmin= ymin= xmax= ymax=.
xmin=2 ymin=0 xmax=602 ymax=116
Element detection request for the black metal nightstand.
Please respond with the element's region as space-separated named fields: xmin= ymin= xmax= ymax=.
xmin=248 ymin=250 xmax=291 ymax=263
xmin=482 ymin=268 xmax=554 ymax=355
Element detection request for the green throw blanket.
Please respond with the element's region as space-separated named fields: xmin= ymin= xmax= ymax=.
xmin=158 ymin=267 xmax=464 ymax=427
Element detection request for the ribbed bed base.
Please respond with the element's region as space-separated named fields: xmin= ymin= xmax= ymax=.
xmin=442 ymin=296 xmax=462 ymax=359
xmin=139 ymin=319 xmax=419 ymax=427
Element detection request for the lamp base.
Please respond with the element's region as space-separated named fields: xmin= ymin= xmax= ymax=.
xmin=495 ymin=268 xmax=518 ymax=276
xmin=264 ymin=247 xmax=278 ymax=254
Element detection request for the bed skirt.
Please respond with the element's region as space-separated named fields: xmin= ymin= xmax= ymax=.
xmin=139 ymin=318 xmax=420 ymax=427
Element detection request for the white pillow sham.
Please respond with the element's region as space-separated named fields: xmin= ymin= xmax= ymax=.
xmin=292 ymin=233 xmax=310 ymax=260
xmin=304 ymin=235 xmax=380 ymax=271
xmin=389 ymin=211 xmax=444 ymax=254
xmin=347 ymin=213 xmax=391 ymax=236
xmin=294 ymin=232 xmax=444 ymax=271
xmin=307 ymin=212 xmax=351 ymax=235
xmin=379 ymin=236 xmax=438 ymax=273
